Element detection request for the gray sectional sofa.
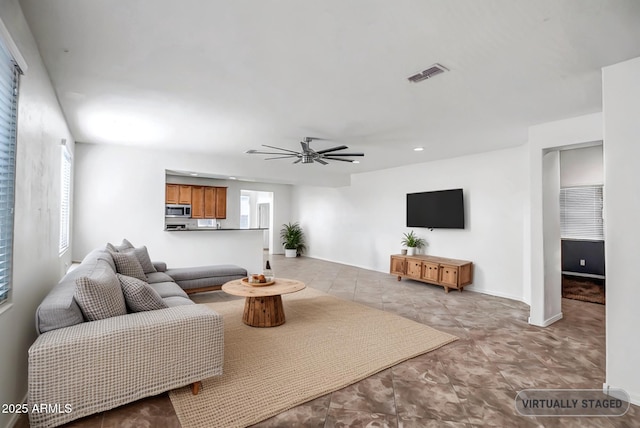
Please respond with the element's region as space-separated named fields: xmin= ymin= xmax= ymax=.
xmin=28 ymin=240 xmax=246 ymax=428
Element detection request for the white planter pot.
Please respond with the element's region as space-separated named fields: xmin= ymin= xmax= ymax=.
xmin=407 ymin=247 xmax=416 ymax=256
xmin=285 ymin=249 xmax=297 ymax=258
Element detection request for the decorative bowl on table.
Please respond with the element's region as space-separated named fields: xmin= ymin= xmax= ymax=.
xmin=243 ymin=274 xmax=275 ymax=287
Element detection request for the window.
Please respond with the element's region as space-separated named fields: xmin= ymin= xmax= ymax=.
xmin=0 ymin=39 xmax=20 ymax=306
xmin=59 ymin=142 xmax=71 ymax=254
xmin=560 ymin=185 xmax=604 ymax=240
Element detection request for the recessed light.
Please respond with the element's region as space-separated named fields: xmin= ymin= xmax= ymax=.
xmin=352 ymin=160 xmax=360 ymax=164
xmin=229 ymin=176 xmax=237 ymax=180
xmin=189 ymin=173 xmax=198 ymax=176
xmin=414 ymin=147 xmax=424 ymax=152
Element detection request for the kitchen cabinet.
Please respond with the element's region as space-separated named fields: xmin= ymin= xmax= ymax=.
xmin=178 ymin=185 xmax=192 ymax=204
xmin=165 ymin=184 xmax=179 ymax=204
xmin=191 ymin=186 xmax=205 ymax=218
xmin=215 ymin=187 xmax=227 ymax=219
xmin=389 ymin=254 xmax=473 ymax=293
xmin=188 ymin=186 xmax=226 ymax=219
xmin=204 ymin=187 xmax=216 ymax=218
xmin=165 ymin=184 xmax=227 ymax=219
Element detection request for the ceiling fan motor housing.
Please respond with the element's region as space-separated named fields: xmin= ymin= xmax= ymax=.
xmin=302 ymin=153 xmax=315 ymax=163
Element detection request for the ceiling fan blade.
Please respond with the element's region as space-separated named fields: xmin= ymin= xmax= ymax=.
xmin=261 ymin=144 xmax=300 ymax=155
xmin=265 ymin=155 xmax=299 ymax=160
xmin=300 ymin=140 xmax=310 ymax=153
xmin=324 ymin=157 xmax=357 ymax=163
xmin=293 ymin=159 xmax=302 ymax=164
xmin=246 ymin=150 xmax=296 ymax=155
xmin=314 ymin=158 xmax=328 ymax=165
xmin=321 ymin=153 xmax=364 ymax=156
xmin=315 ymin=145 xmax=348 ymax=154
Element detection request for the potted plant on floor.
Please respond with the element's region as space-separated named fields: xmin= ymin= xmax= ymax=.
xmin=280 ymin=222 xmax=306 ymax=257
xmin=401 ymin=230 xmax=426 ymax=256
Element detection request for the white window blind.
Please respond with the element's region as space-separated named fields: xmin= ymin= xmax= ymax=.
xmin=59 ymin=144 xmax=71 ymax=254
xmin=0 ymin=39 xmax=19 ymax=306
xmin=560 ymin=185 xmax=604 ymax=240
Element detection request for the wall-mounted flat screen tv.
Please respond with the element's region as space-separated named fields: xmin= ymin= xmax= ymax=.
xmin=406 ymin=188 xmax=465 ymax=229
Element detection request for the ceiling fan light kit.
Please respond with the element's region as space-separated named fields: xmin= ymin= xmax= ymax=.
xmin=246 ymin=137 xmax=364 ymax=165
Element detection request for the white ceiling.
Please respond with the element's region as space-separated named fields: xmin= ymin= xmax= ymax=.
xmin=18 ymin=0 xmax=640 ymax=185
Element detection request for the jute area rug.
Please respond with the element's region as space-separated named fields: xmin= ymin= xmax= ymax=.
xmin=169 ymin=288 xmax=457 ymax=428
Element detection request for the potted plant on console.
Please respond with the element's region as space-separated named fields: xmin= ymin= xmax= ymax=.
xmin=281 ymin=222 xmax=307 ymax=257
xmin=401 ymin=230 xmax=426 ymax=256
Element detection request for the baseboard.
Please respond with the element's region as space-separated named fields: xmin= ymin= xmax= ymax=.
xmin=528 ymin=312 xmax=563 ymax=327
xmin=463 ymin=286 xmax=527 ymax=304
xmin=306 ymin=255 xmax=529 ymax=305
xmin=603 ymin=383 xmax=640 ymax=406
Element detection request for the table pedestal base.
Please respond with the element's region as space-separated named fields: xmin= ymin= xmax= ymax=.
xmin=242 ymin=295 xmax=285 ymax=327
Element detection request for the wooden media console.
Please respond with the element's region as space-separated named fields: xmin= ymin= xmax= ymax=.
xmin=390 ymin=254 xmax=473 ymax=293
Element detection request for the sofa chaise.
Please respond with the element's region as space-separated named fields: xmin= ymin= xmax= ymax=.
xmin=28 ymin=240 xmax=246 ymax=428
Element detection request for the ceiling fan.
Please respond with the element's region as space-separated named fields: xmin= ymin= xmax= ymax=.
xmin=245 ymin=137 xmax=364 ymax=165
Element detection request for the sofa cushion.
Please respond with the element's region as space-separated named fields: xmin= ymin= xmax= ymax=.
xmin=148 ymin=281 xmax=189 ymax=299
xmin=75 ymin=273 xmax=127 ymax=321
xmin=117 ymin=274 xmax=168 ymax=312
xmin=110 ymin=251 xmax=147 ymax=282
xmin=145 ymin=271 xmax=174 ymax=284
xmin=162 ymin=296 xmax=196 ymax=307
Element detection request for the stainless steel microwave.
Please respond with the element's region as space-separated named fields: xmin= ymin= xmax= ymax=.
xmin=165 ymin=204 xmax=191 ymax=218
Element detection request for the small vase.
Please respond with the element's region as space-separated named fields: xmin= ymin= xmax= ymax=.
xmin=407 ymin=247 xmax=416 ymax=256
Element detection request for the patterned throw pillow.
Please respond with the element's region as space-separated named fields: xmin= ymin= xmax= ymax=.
xmin=131 ymin=246 xmax=157 ymax=274
xmin=75 ymin=275 xmax=127 ymax=321
xmin=110 ymin=250 xmax=147 ymax=282
xmin=117 ymin=274 xmax=168 ymax=312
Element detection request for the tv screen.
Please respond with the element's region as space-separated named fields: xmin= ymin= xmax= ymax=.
xmin=406 ymin=189 xmax=465 ymax=229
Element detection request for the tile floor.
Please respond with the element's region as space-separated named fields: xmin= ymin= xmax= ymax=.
xmin=17 ymin=255 xmax=639 ymax=427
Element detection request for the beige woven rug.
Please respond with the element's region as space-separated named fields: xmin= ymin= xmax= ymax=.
xmin=169 ymin=288 xmax=457 ymax=428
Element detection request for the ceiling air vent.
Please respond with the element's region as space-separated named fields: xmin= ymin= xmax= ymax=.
xmin=407 ymin=63 xmax=448 ymax=83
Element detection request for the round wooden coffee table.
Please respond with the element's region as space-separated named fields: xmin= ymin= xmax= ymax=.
xmin=221 ymin=278 xmax=306 ymax=327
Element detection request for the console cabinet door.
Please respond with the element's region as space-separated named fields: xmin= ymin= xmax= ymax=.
xmin=422 ymin=262 xmax=440 ymax=282
xmin=439 ymin=265 xmax=459 ymax=287
xmin=390 ymin=256 xmax=406 ymax=276
xmin=406 ymin=259 xmax=422 ymax=279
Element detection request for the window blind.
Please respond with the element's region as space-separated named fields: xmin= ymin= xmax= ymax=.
xmin=560 ymin=185 xmax=604 ymax=240
xmin=0 ymin=40 xmax=19 ymax=306
xmin=59 ymin=145 xmax=71 ymax=254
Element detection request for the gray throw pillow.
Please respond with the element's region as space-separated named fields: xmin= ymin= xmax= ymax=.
xmin=75 ymin=275 xmax=127 ymax=321
xmin=106 ymin=239 xmax=134 ymax=252
xmin=117 ymin=274 xmax=168 ymax=312
xmin=110 ymin=250 xmax=147 ymax=282
xmin=131 ymin=246 xmax=157 ymax=274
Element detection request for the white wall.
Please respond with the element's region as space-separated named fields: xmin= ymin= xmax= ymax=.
xmin=560 ymin=145 xmax=604 ymax=187
xmin=525 ymin=113 xmax=603 ymax=326
xmin=603 ymin=56 xmax=640 ymax=405
xmin=293 ymin=145 xmax=528 ymax=301
xmin=73 ymin=143 xmax=293 ymax=274
xmin=0 ymin=2 xmax=75 ymax=427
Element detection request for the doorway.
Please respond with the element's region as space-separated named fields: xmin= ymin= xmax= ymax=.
xmin=559 ymin=145 xmax=605 ymax=305
xmin=240 ymin=190 xmax=274 ymax=254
